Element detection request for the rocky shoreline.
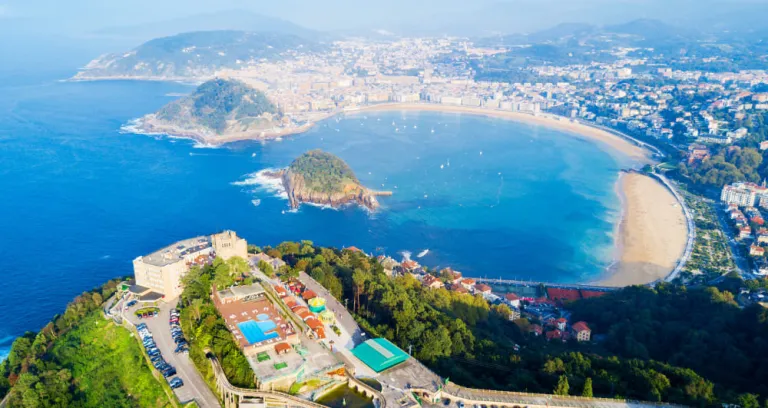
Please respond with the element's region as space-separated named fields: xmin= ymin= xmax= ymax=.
xmin=264 ymin=169 xmax=392 ymax=211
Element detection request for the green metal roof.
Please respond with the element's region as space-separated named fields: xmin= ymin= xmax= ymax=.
xmin=351 ymin=338 xmax=409 ymax=373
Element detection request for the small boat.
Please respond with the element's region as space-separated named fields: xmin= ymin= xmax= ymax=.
xmin=413 ymin=125 xmax=417 ymax=129
xmin=417 ymin=249 xmax=429 ymax=258
xmin=431 ymin=128 xmax=435 ymax=133
xmin=251 ymin=199 xmax=261 ymax=207
xmin=440 ymin=164 xmax=444 ymax=169
xmin=479 ymin=151 xmax=483 ymax=155
xmin=251 ymin=153 xmax=256 ymax=157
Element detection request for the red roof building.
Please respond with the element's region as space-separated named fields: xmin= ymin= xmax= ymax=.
xmin=546 ymin=329 xmax=563 ymax=341
xmin=529 ymin=324 xmax=543 ymax=336
xmin=572 ymin=321 xmax=591 ymax=342
xmin=302 ymin=290 xmax=318 ymax=301
xmin=450 ymin=284 xmax=469 ymax=294
xmin=474 ymin=284 xmax=492 ymax=294
xmin=547 ymin=287 xmax=581 ymax=302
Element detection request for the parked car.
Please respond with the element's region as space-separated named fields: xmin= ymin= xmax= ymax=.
xmin=126 ymin=300 xmax=137 ymax=307
xmin=169 ymin=377 xmax=184 ymax=389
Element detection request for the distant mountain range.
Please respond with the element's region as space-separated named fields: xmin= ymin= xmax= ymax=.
xmin=72 ymin=30 xmax=326 ymax=81
xmin=91 ymin=10 xmax=325 ymax=42
xmin=475 ymin=18 xmax=708 ymax=48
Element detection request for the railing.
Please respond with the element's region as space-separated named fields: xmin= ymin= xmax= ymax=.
xmin=208 ymin=353 xmax=328 ymax=408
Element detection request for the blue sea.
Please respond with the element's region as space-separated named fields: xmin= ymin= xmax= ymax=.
xmin=0 ymin=66 xmax=637 ymax=359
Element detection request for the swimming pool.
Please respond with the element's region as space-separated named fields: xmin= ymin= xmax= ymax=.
xmin=237 ymin=319 xmax=279 ymax=344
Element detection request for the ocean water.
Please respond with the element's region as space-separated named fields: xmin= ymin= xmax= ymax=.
xmin=0 ymin=75 xmax=637 ymax=359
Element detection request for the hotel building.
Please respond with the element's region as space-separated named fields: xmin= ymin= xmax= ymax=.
xmin=132 ymin=230 xmax=248 ymax=300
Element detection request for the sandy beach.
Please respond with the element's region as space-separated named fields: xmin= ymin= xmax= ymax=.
xmin=599 ymin=172 xmax=689 ymax=286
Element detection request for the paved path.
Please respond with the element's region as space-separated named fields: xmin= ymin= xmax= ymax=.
xmin=124 ymin=300 xmax=221 ymax=408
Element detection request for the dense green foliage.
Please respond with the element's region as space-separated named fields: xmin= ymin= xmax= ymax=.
xmin=0 ymin=280 xmax=174 ymax=407
xmin=570 ymin=285 xmax=768 ymax=400
xmin=158 ymin=78 xmax=278 ymax=133
xmin=678 ymin=147 xmax=763 ymax=189
xmin=268 ymin=242 xmax=768 ymax=406
xmin=288 ymin=150 xmax=360 ymax=194
xmin=179 ymin=261 xmax=256 ymax=389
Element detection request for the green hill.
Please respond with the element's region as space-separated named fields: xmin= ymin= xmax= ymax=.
xmin=287 ymin=150 xmax=360 ymax=195
xmin=0 ymin=280 xmax=176 ymax=407
xmin=154 ymin=78 xmax=279 ymax=134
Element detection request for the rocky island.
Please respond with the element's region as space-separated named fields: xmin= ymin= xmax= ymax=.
xmin=268 ymin=150 xmax=392 ymax=211
xmin=132 ymin=78 xmax=295 ymax=144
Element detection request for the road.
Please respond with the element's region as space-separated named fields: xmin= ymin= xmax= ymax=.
xmin=298 ymin=272 xmax=364 ymax=347
xmin=124 ymin=300 xmax=221 ymax=408
xmin=711 ymin=202 xmax=754 ymax=280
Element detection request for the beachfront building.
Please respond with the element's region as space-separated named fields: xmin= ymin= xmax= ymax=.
xmin=721 ymin=182 xmax=768 ymax=208
xmin=211 ymin=230 xmax=248 ymax=260
xmin=132 ymin=236 xmax=213 ymax=299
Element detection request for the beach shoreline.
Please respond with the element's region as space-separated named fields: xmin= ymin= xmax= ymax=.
xmin=129 ymin=101 xmax=689 ymax=287
xmin=597 ymin=172 xmax=689 ymax=287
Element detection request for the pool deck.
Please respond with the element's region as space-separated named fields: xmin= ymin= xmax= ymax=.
xmin=216 ymin=296 xmax=294 ymax=349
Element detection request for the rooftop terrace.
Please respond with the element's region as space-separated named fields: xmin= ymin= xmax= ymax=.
xmin=141 ymin=236 xmax=212 ymax=267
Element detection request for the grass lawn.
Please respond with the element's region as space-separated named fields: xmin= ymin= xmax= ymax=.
xmin=49 ymin=312 xmax=176 ymax=407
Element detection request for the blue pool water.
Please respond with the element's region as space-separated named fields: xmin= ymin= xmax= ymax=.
xmin=238 ymin=320 xmax=279 ymax=344
xmin=256 ymin=313 xmax=270 ymax=321
xmin=0 ymin=64 xmax=638 ymax=359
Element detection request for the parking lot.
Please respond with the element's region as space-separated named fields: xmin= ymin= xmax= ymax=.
xmin=125 ymin=300 xmax=221 ymax=408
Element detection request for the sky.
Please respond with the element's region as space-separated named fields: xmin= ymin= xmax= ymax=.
xmin=2 ymin=0 xmax=768 ymax=36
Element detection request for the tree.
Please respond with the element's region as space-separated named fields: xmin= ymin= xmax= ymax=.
xmin=226 ymin=256 xmax=249 ymax=276
xmin=257 ymin=260 xmax=275 ymax=277
xmin=554 ymin=375 xmax=570 ymax=396
xmin=582 ymin=378 xmax=593 ymax=398
xmin=737 ymin=393 xmax=760 ymax=408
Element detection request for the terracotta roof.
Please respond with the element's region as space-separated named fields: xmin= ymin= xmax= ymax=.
xmin=302 ymin=290 xmax=317 ymax=301
xmin=504 ymin=293 xmax=520 ymax=301
xmin=475 ymin=284 xmax=492 ymax=293
xmin=546 ymin=329 xmax=562 ymax=340
xmin=572 ymin=321 xmax=591 ymax=333
xmin=461 ymin=278 xmax=476 ymax=285
xmin=274 ymin=343 xmax=292 ymax=354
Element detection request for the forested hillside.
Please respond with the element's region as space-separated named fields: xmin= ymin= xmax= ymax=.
xmin=263 ymin=241 xmax=768 ymax=406
xmin=0 ymin=280 xmax=175 ymax=407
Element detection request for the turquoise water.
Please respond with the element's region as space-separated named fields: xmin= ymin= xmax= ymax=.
xmin=0 ymin=75 xmax=636 ymax=358
xmin=237 ymin=320 xmax=279 ymax=344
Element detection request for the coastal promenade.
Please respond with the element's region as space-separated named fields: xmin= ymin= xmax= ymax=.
xmin=469 ymin=277 xmax=621 ymax=292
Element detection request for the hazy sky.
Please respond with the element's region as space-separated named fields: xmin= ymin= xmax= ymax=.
xmin=2 ymin=0 xmax=767 ymax=35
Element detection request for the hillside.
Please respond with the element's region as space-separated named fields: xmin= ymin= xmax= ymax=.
xmin=135 ymin=78 xmax=284 ymax=142
xmin=73 ymin=30 xmax=324 ymax=80
xmin=0 ymin=280 xmax=175 ymax=406
xmin=269 ymin=150 xmax=391 ymax=210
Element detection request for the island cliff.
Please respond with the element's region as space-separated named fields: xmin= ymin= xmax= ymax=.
xmin=269 ymin=150 xmax=391 ymax=211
